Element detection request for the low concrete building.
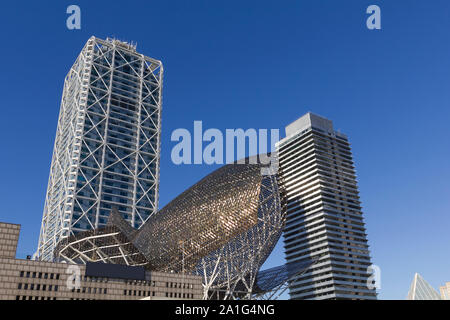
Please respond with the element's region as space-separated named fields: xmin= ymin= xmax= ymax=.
xmin=440 ymin=282 xmax=450 ymax=300
xmin=0 ymin=222 xmax=202 ymax=300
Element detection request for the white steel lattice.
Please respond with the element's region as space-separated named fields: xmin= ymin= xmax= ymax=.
xmin=36 ymin=37 xmax=163 ymax=261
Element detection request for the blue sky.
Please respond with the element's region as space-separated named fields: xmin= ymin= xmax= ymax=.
xmin=0 ymin=0 xmax=449 ymax=299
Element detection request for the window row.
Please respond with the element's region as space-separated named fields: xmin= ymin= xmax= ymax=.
xmin=166 ymin=282 xmax=194 ymax=289
xmin=19 ymin=271 xmax=60 ymax=280
xmin=16 ymin=296 xmax=56 ymax=300
xmin=17 ymin=283 xmax=59 ymax=292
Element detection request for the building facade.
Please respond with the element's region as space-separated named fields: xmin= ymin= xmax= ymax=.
xmin=36 ymin=37 xmax=163 ymax=261
xmin=0 ymin=222 xmax=201 ymax=300
xmin=276 ymin=113 xmax=376 ymax=300
xmin=440 ymin=282 xmax=450 ymax=300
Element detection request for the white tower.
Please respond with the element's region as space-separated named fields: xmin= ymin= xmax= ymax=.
xmin=276 ymin=113 xmax=376 ymax=300
xmin=36 ymin=37 xmax=163 ymax=261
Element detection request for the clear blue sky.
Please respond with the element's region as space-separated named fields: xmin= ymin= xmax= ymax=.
xmin=0 ymin=0 xmax=449 ymax=300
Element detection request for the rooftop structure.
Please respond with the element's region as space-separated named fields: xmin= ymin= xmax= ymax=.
xmin=407 ymin=273 xmax=442 ymax=300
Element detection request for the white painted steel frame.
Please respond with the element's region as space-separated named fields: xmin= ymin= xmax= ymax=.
xmin=36 ymin=37 xmax=163 ymax=261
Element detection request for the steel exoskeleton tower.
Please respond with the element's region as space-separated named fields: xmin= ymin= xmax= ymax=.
xmin=36 ymin=37 xmax=163 ymax=261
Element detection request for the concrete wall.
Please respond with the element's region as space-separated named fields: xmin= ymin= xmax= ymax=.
xmin=0 ymin=223 xmax=20 ymax=259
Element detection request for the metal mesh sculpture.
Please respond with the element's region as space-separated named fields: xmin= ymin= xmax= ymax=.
xmin=55 ymin=210 xmax=147 ymax=266
xmin=191 ymin=168 xmax=285 ymax=299
xmin=55 ymin=161 xmax=287 ymax=299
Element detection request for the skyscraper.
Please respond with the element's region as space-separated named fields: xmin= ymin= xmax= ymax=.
xmin=276 ymin=112 xmax=376 ymax=300
xmin=36 ymin=37 xmax=163 ymax=261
